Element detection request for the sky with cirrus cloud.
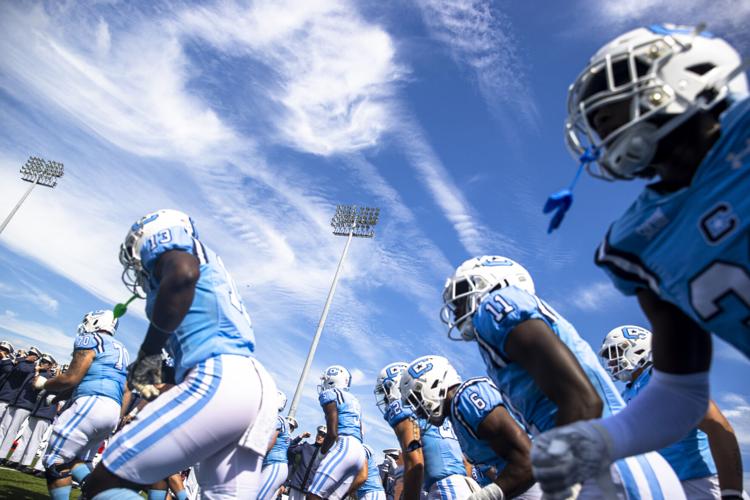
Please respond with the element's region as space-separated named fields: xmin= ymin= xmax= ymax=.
xmin=1 ymin=0 xmax=749 ymax=466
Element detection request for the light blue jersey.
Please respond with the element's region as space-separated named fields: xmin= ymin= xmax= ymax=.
xmin=472 ymin=286 xmax=624 ymax=434
xmin=419 ymin=418 xmax=466 ymax=488
xmin=383 ymin=400 xmax=465 ymax=488
xmin=384 ymin=400 xmax=415 ymax=428
xmin=319 ymin=388 xmax=363 ymax=441
xmin=141 ymin=223 xmax=255 ymax=383
xmin=595 ymin=98 xmax=750 ymax=357
xmin=264 ymin=415 xmax=291 ymax=465
xmin=472 ymin=287 xmax=680 ymax=498
xmin=622 ymin=369 xmax=716 ymax=481
xmin=448 ymin=377 xmax=517 ymax=470
xmin=358 ymin=445 xmax=386 ymax=496
xmin=73 ymin=332 xmax=128 ymax=405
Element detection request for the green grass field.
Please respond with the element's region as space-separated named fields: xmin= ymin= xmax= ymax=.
xmin=0 ymin=465 xmax=82 ymax=499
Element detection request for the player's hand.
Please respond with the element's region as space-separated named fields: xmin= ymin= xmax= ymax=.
xmin=127 ymin=350 xmax=163 ymax=401
xmin=531 ymin=421 xmax=612 ymax=498
xmin=301 ymin=432 xmax=311 ymax=439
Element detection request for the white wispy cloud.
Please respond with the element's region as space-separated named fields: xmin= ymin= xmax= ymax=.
xmin=567 ymin=281 xmax=623 ymax=312
xmin=0 ymin=0 xmax=498 ymax=457
xmin=392 ymin=111 xmax=520 ymax=257
xmin=594 ymin=0 xmax=750 ymax=34
xmin=720 ymin=393 xmax=750 ymax=446
xmin=0 ymin=310 xmax=72 ymax=362
xmin=414 ymin=0 xmax=538 ymax=128
xmin=0 ymin=280 xmax=59 ymax=314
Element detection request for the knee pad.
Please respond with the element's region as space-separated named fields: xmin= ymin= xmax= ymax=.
xmin=45 ymin=462 xmax=72 ymax=482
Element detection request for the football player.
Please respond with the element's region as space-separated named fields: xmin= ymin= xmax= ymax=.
xmin=258 ymin=390 xmax=291 ymax=500
xmin=532 ymin=24 xmax=750 ymax=500
xmin=29 ymin=311 xmax=127 ymax=500
xmin=441 ymin=255 xmax=684 ymax=498
xmin=307 ymin=365 xmax=366 ymax=500
xmin=375 ymin=362 xmax=479 ymax=499
xmin=400 ymin=356 xmax=542 ymax=500
xmin=356 ymin=444 xmax=387 ymax=500
xmin=83 ymin=209 xmax=277 ymax=499
xmin=601 ymin=325 xmax=745 ymax=499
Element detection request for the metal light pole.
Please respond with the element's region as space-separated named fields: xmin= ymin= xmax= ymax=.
xmin=0 ymin=157 xmax=64 ymax=235
xmin=288 ymin=204 xmax=380 ymax=419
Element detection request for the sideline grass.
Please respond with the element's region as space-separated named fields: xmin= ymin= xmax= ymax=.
xmin=0 ymin=465 xmax=83 ymax=499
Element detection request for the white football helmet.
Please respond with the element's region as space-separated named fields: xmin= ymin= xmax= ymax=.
xmin=287 ymin=417 xmax=298 ymax=432
xmin=0 ymin=341 xmax=13 ymax=354
xmin=567 ymin=23 xmax=748 ymax=180
xmin=599 ymin=325 xmax=652 ymax=382
xmin=399 ymin=355 xmax=461 ymax=425
xmin=441 ymin=256 xmax=534 ymax=341
xmin=374 ymin=362 xmax=408 ymax=414
xmin=78 ymin=310 xmax=118 ymax=336
xmin=40 ymin=354 xmax=56 ymax=366
xmin=318 ymin=365 xmax=352 ymax=393
xmin=277 ymin=390 xmax=288 ymax=412
xmin=119 ymin=209 xmax=198 ymax=297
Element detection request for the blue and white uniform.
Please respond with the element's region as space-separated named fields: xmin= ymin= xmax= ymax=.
xmin=102 ymin=222 xmax=277 ymax=498
xmin=449 ymin=378 xmax=541 ymax=500
xmin=623 ymin=368 xmax=720 ymax=498
xmin=595 ymin=98 xmax=750 ymax=358
xmin=383 ymin=400 xmax=476 ymax=499
xmin=472 ymin=286 xmax=684 ymax=499
xmin=43 ymin=333 xmax=128 ymax=469
xmin=358 ymin=445 xmax=386 ymax=500
xmin=258 ymin=415 xmax=291 ymax=500
xmin=309 ymin=388 xmax=366 ymax=500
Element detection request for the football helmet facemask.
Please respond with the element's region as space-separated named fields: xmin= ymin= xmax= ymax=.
xmin=566 ymin=23 xmax=748 ymax=181
xmin=399 ymin=355 xmax=461 ymax=426
xmin=119 ymin=209 xmax=198 ymax=297
xmin=441 ymin=256 xmax=534 ymax=341
xmin=78 ymin=310 xmax=119 ymax=336
xmin=374 ymin=362 xmax=408 ymax=414
xmin=599 ymin=325 xmax=652 ymax=382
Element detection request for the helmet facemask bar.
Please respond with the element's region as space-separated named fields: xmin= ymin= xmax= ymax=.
xmin=566 ymin=37 xmax=685 ymax=180
xmin=599 ymin=341 xmax=631 ymax=381
xmin=119 ymin=234 xmax=148 ymax=299
xmin=441 ymin=275 xmax=491 ymax=341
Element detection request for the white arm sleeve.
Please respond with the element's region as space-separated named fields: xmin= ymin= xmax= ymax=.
xmin=598 ymin=369 xmax=709 ymax=460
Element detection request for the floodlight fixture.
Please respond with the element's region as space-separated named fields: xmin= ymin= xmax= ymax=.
xmin=288 ymin=203 xmax=381 ymax=418
xmin=0 ymin=156 xmax=65 ymax=235
xmin=331 ymin=204 xmax=380 ymax=238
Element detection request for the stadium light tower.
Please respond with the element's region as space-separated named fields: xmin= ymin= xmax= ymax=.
xmin=288 ymin=204 xmax=380 ymax=419
xmin=0 ymin=157 xmax=64 ymax=235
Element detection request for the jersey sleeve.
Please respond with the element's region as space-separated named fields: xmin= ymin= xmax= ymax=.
xmin=594 ymin=225 xmax=660 ymax=297
xmin=452 ymin=379 xmax=505 ymax=437
xmin=318 ymin=388 xmax=339 ymax=406
xmin=384 ymin=400 xmax=415 ymax=428
xmin=139 ymin=224 xmax=198 ymax=274
xmin=472 ymin=286 xmax=551 ymax=360
xmin=73 ymin=333 xmax=104 ymax=353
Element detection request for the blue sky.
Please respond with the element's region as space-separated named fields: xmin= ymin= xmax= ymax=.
xmin=1 ymin=0 xmax=749 ymax=476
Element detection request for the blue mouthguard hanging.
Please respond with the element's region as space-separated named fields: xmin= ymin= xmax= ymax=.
xmin=543 ymin=148 xmax=599 ymax=233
